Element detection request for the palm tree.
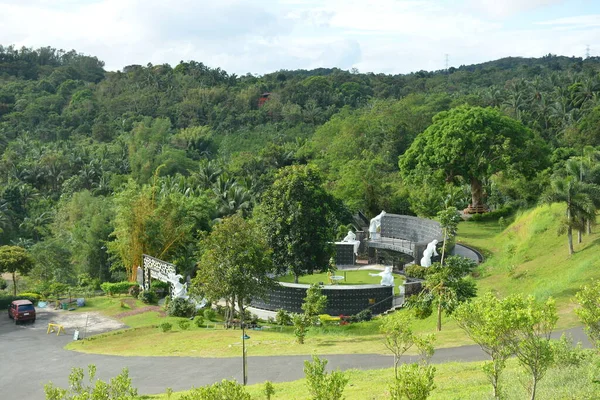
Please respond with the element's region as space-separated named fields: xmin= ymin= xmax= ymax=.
xmin=542 ymin=176 xmax=596 ymax=254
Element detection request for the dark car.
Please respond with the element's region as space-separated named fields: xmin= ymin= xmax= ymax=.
xmin=8 ymin=299 xmax=36 ymax=324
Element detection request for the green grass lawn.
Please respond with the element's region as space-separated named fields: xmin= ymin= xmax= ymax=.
xmin=278 ymin=269 xmax=404 ymax=295
xmin=147 ymin=353 xmax=600 ymax=399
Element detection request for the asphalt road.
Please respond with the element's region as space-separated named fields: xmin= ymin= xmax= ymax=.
xmin=0 ymin=308 xmax=591 ymax=399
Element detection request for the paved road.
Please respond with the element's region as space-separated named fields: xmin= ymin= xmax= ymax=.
xmin=0 ymin=308 xmax=591 ymax=399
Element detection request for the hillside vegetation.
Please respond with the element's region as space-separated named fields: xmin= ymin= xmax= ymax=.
xmin=460 ymin=203 xmax=600 ymax=326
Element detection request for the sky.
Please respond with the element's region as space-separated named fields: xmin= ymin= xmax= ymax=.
xmin=1 ymin=0 xmax=600 ymax=75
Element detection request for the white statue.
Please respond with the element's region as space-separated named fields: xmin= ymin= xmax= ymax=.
xmin=370 ymin=266 xmax=394 ymax=286
xmin=420 ymin=239 xmax=439 ymax=267
xmin=342 ymin=230 xmax=361 ymax=255
xmin=369 ymin=211 xmax=387 ymax=240
xmin=167 ymin=272 xmax=188 ymax=299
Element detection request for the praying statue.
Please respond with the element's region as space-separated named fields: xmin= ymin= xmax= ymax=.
xmin=369 ymin=211 xmax=387 ymax=240
xmin=420 ymin=239 xmax=439 ymax=267
xmin=166 ymin=272 xmax=188 ymax=299
xmin=369 ymin=266 xmax=395 ymax=286
xmin=342 ymin=230 xmax=361 ymax=255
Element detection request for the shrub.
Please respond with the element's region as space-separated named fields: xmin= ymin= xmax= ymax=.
xmin=179 ymin=379 xmax=250 ymax=400
xmin=354 ymin=309 xmax=373 ymax=322
xmin=304 ymin=355 xmax=348 ymax=400
xmin=178 ymin=320 xmax=191 ymax=331
xmin=138 ymin=290 xmax=157 ymax=304
xmin=0 ymin=277 xmax=7 ymax=290
xmin=0 ymin=294 xmax=40 ymax=309
xmin=100 ymin=281 xmax=136 ymax=296
xmin=150 ymin=280 xmax=169 ymax=295
xmin=44 ymin=365 xmax=137 ymax=399
xmin=470 ymin=205 xmax=514 ymax=222
xmin=167 ymin=298 xmax=196 ymax=318
xmin=405 ymin=265 xmax=430 ymax=279
xmin=160 ymin=322 xmax=172 ymax=332
xmin=264 ymin=381 xmax=275 ymax=400
xmin=194 ymin=316 xmax=205 ymax=327
xmin=128 ymin=285 xmax=141 ymax=298
xmin=389 ymin=363 xmax=436 ymax=400
xmin=318 ymin=314 xmax=339 ymax=326
xmin=203 ymin=308 xmax=217 ymax=321
xmin=275 ymin=309 xmax=292 ymax=326
xmin=17 ymin=292 xmax=41 ymax=302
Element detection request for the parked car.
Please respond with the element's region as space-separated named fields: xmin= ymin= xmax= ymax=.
xmin=8 ymin=299 xmax=36 ymax=324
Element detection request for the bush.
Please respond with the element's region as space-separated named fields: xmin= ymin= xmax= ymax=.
xmin=405 ymin=265 xmax=430 ymax=279
xmin=167 ymin=298 xmax=196 ymax=318
xmin=469 ymin=205 xmax=514 ymax=222
xmin=276 ymin=309 xmax=292 ymax=326
xmin=138 ymin=290 xmax=157 ymax=304
xmin=354 ymin=309 xmax=372 ymax=322
xmin=0 ymin=294 xmax=40 ymax=309
xmin=128 ymin=285 xmax=141 ymax=298
xmin=203 ymin=308 xmax=217 ymax=321
xmin=17 ymin=292 xmax=42 ymax=302
xmin=304 ymin=355 xmax=348 ymax=400
xmin=178 ymin=320 xmax=191 ymax=331
xmin=0 ymin=277 xmax=7 ymax=290
xmin=160 ymin=322 xmax=172 ymax=332
xmin=150 ymin=280 xmax=169 ymax=295
xmin=44 ymin=365 xmax=137 ymax=399
xmin=194 ymin=316 xmax=205 ymax=327
xmin=100 ymin=281 xmax=136 ymax=296
xmin=318 ymin=314 xmax=339 ymax=326
xmin=179 ymin=379 xmax=250 ymax=400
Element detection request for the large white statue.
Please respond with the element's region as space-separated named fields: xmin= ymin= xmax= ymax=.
xmin=166 ymin=272 xmax=188 ymax=299
xmin=370 ymin=266 xmax=395 ymax=286
xmin=342 ymin=230 xmax=361 ymax=255
xmin=369 ymin=211 xmax=387 ymax=240
xmin=420 ymin=239 xmax=439 ymax=267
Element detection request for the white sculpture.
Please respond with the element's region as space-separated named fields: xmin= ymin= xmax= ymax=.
xmin=370 ymin=266 xmax=395 ymax=286
xmin=342 ymin=230 xmax=361 ymax=255
xmin=420 ymin=239 xmax=439 ymax=267
xmin=369 ymin=211 xmax=387 ymax=240
xmin=166 ymin=272 xmax=188 ymax=299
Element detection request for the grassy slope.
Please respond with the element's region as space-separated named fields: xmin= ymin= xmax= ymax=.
xmin=460 ymin=203 xmax=600 ymax=328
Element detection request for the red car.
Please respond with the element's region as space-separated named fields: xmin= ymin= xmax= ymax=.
xmin=8 ymin=299 xmax=36 ymax=324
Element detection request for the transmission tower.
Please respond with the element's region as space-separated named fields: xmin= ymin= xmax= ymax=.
xmin=445 ymin=54 xmax=449 ymax=71
xmin=586 ymin=45 xmax=590 ymax=59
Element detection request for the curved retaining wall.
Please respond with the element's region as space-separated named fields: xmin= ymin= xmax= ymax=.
xmin=368 ymin=214 xmax=444 ymax=262
xmin=251 ymin=282 xmax=394 ymax=316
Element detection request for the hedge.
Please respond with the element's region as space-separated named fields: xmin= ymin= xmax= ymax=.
xmin=100 ymin=281 xmax=138 ymax=296
xmin=0 ymin=294 xmax=40 ymax=309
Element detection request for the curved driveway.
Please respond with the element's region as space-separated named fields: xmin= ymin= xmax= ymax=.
xmin=0 ymin=309 xmax=590 ymax=399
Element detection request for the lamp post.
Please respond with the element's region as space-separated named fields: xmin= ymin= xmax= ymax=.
xmin=241 ymin=323 xmax=250 ymax=385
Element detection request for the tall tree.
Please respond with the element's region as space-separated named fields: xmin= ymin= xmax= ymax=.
xmin=192 ymin=214 xmax=274 ymax=328
xmin=400 ymin=106 xmax=548 ymax=212
xmin=255 ymin=165 xmax=337 ymax=282
xmin=0 ymin=245 xmax=34 ymax=295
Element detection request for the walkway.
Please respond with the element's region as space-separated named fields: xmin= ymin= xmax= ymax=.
xmin=0 ymin=308 xmax=591 ymax=399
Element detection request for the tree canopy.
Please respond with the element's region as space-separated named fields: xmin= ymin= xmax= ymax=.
xmin=399 ymin=106 xmax=549 ymax=211
xmin=255 ymin=165 xmax=338 ymax=282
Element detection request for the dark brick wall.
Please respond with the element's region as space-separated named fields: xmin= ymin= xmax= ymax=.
xmin=251 ymin=283 xmax=394 ymax=316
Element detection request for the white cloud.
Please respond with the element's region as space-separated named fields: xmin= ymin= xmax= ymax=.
xmin=467 ymin=0 xmax=564 ymax=18
xmin=0 ymin=0 xmax=598 ymax=75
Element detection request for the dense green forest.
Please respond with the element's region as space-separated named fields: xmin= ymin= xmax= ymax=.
xmin=2 ymin=44 xmax=600 ymax=288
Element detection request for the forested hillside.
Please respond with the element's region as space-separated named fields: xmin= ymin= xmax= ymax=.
xmin=1 ymin=44 xmax=600 ymax=287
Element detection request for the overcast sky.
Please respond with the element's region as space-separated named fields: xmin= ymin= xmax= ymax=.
xmin=1 ymin=0 xmax=599 ymax=75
